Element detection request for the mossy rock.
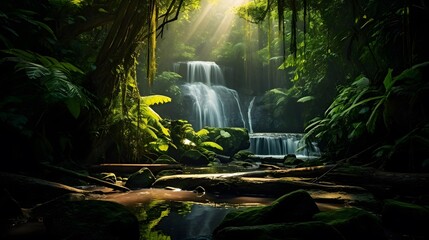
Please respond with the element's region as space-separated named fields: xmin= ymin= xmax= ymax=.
xmin=284 ymin=154 xmax=304 ymax=166
xmin=313 ymin=207 xmax=386 ymax=240
xmin=204 ymin=127 xmax=250 ymax=156
xmin=180 ymin=149 xmax=210 ymax=166
xmin=93 ymin=172 xmax=117 ymax=184
xmin=124 ymin=167 xmax=156 ymax=189
xmin=43 ymin=200 xmax=139 ymax=240
xmin=153 ymin=155 xmax=178 ymax=164
xmin=156 ymin=169 xmax=183 ymax=178
xmin=381 ymin=199 xmax=429 ymax=237
xmin=214 ymin=190 xmax=319 ymax=233
xmin=213 ymin=221 xmax=344 ymax=240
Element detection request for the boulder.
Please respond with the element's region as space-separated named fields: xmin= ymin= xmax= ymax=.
xmin=204 ymin=127 xmax=250 ymax=157
xmin=213 ymin=221 xmax=344 ymax=240
xmin=381 ymin=199 xmax=429 ymax=237
xmin=43 ymin=200 xmax=139 ymax=240
xmin=180 ymin=149 xmax=210 ymax=166
xmin=154 ymin=155 xmax=178 ymax=164
xmin=313 ymin=207 xmax=386 ymax=240
xmin=124 ymin=167 xmax=156 ymax=189
xmin=214 ymin=189 xmax=319 ymax=233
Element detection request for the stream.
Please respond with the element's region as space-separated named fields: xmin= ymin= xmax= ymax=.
xmin=89 ymin=188 xmax=275 ymax=240
xmin=87 ymin=185 xmax=342 ymax=240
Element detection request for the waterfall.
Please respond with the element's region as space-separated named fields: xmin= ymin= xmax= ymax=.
xmin=249 ymin=133 xmax=321 ymax=159
xmin=174 ymin=61 xmax=322 ymax=159
xmin=176 ymin=61 xmax=245 ymax=130
xmin=247 ymin=97 xmax=255 ymax=133
xmin=187 ymin=61 xmax=225 ymax=85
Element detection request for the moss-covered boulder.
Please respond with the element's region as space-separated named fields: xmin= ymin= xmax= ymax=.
xmin=214 ymin=190 xmax=319 ymax=234
xmin=381 ymin=199 xmax=429 ymax=237
xmin=43 ymin=200 xmax=139 ymax=240
xmin=155 ymin=169 xmax=184 ymax=178
xmin=313 ymin=207 xmax=386 ymax=240
xmin=180 ymin=149 xmax=210 ymax=166
xmin=283 ymin=154 xmax=304 ymax=166
xmin=124 ymin=167 xmax=156 ymax=189
xmin=93 ymin=172 xmax=117 ymax=184
xmin=204 ymin=127 xmax=250 ymax=157
xmin=213 ymin=221 xmax=344 ymax=240
xmin=153 ymin=155 xmax=178 ymax=164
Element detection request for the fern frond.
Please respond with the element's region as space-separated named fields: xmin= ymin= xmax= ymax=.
xmin=141 ymin=95 xmax=171 ymax=106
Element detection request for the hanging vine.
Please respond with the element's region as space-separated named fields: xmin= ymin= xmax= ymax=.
xmin=235 ymin=0 xmax=308 ymax=59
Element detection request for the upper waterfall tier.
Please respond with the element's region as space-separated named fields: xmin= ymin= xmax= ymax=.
xmin=174 ymin=61 xmax=246 ymax=130
xmin=173 ymin=61 xmax=225 ymax=86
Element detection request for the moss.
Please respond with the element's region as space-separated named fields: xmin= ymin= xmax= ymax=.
xmin=313 ymin=207 xmax=386 ymax=240
xmin=204 ymin=127 xmax=250 ymax=156
xmin=154 ymin=155 xmax=178 ymax=164
xmin=213 ymin=221 xmax=344 ymax=240
xmin=382 ymin=199 xmax=429 ymax=237
xmin=214 ymin=190 xmax=319 ymax=233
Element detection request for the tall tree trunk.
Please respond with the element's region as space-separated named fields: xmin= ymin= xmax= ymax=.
xmin=86 ymin=0 xmax=153 ymax=163
xmin=90 ymin=0 xmax=150 ymax=109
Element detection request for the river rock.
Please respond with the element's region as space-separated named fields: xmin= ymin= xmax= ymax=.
xmin=43 ymin=200 xmax=139 ymax=240
xmin=313 ymin=207 xmax=387 ymax=240
xmin=180 ymin=149 xmax=210 ymax=166
xmin=381 ymin=199 xmax=429 ymax=237
xmin=154 ymin=154 xmax=178 ymax=164
xmin=213 ymin=221 xmax=344 ymax=240
xmin=214 ymin=189 xmax=319 ymax=234
xmin=124 ymin=167 xmax=156 ymax=189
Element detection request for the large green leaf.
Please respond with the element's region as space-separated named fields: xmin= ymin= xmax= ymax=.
xmin=200 ymin=141 xmax=223 ymax=151
xmin=141 ymin=95 xmax=172 ymax=106
xmin=297 ymin=96 xmax=314 ymax=103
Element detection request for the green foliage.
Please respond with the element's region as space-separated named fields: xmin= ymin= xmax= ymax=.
xmin=304 ymin=62 xmax=429 ymax=169
xmin=152 ymin=71 xmax=183 ymax=98
xmin=2 ymin=49 xmax=94 ymax=119
xmin=141 ymin=95 xmax=171 ymax=106
xmin=162 ymin=119 xmax=224 ymax=162
xmin=102 ymin=72 xmax=173 ymax=162
xmin=257 ymin=87 xmax=308 ymax=132
xmin=234 ymin=1 xmax=269 ymax=23
xmin=303 ymin=74 xmax=378 ymax=157
xmin=0 ymin=5 xmax=57 ymax=50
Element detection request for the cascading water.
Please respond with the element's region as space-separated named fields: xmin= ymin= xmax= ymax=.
xmin=248 ymin=133 xmax=321 ymax=159
xmin=174 ymin=61 xmax=321 ymax=159
xmin=247 ymin=96 xmax=256 ymax=134
xmin=175 ymin=61 xmax=246 ymax=130
xmin=247 ymin=97 xmax=321 ymax=159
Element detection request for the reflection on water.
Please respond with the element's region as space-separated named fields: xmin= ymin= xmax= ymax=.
xmin=130 ymin=199 xmax=265 ymax=240
xmin=157 ymin=203 xmax=230 ymax=240
xmin=93 ymin=188 xmax=273 ymax=240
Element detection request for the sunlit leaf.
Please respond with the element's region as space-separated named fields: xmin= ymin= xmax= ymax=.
xmin=297 ymin=96 xmax=314 ymax=103
xmin=200 ymin=141 xmax=223 ymax=151
xmin=141 ymin=95 xmax=172 ymax=106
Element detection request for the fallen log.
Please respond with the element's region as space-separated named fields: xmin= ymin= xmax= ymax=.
xmin=40 ymin=163 xmax=130 ymax=192
xmin=247 ymin=155 xmax=285 ymax=164
xmin=88 ymin=163 xmax=183 ymax=175
xmin=259 ymin=164 xmax=429 ymax=197
xmin=151 ymin=173 xmax=376 ymax=208
xmin=324 ymin=166 xmax=429 ymax=196
xmin=0 ymin=171 xmax=86 ymax=207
